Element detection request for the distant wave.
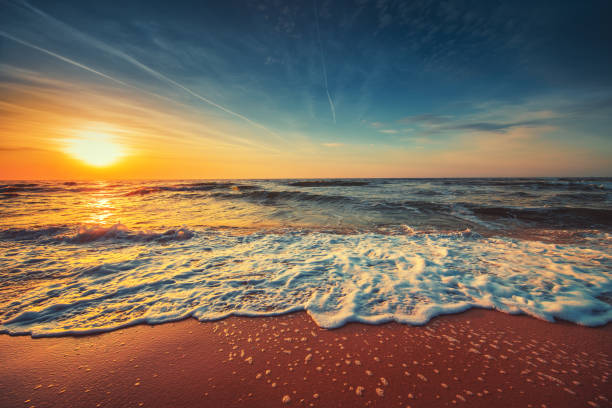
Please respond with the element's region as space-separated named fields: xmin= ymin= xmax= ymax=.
xmin=124 ymin=187 xmax=166 ymax=196
xmin=468 ymin=206 xmax=612 ymax=228
xmin=372 ymin=200 xmax=450 ymax=213
xmin=0 ymin=226 xmax=69 ymax=241
xmin=211 ymin=189 xmax=352 ymax=205
xmin=0 ymin=224 xmax=194 ymax=244
xmin=439 ymin=178 xmax=609 ymax=191
xmin=0 ymin=183 xmax=60 ymax=194
xmin=124 ymin=182 xmax=255 ymax=196
xmin=288 ymin=180 xmax=370 ymax=187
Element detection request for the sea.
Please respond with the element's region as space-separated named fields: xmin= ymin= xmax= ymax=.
xmin=1 ymin=178 xmax=611 ymax=336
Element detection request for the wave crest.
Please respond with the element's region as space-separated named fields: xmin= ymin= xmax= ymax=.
xmin=67 ymin=224 xmax=195 ymax=243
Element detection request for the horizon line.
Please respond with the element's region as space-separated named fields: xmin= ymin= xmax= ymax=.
xmin=1 ymin=175 xmax=610 ymax=182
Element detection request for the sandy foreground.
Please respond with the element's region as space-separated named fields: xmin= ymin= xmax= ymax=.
xmin=1 ymin=309 xmax=610 ymax=408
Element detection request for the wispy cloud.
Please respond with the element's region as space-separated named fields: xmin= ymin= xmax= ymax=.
xmin=322 ymin=142 xmax=343 ymax=147
xmin=0 ymin=146 xmax=52 ymax=152
xmin=400 ymin=114 xmax=452 ymax=125
xmin=314 ymin=0 xmax=336 ymax=124
xmin=0 ymin=30 xmax=131 ymax=89
xmin=401 ymin=112 xmax=554 ymax=134
xmin=13 ymin=0 xmax=279 ymax=139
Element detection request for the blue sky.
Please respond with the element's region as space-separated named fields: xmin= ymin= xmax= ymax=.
xmin=1 ymin=0 xmax=611 ymax=178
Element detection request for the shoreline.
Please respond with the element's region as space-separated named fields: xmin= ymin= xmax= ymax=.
xmin=1 ymin=309 xmax=610 ymax=408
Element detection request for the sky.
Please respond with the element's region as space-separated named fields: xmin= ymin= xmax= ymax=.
xmin=1 ymin=0 xmax=611 ymax=179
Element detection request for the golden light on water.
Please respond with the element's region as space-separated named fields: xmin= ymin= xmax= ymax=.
xmin=65 ymin=132 xmax=125 ymax=167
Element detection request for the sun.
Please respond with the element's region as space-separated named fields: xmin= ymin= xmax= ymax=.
xmin=65 ymin=132 xmax=125 ymax=167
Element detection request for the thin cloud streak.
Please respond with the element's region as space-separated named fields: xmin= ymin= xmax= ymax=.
xmin=0 ymin=31 xmax=196 ymax=114
xmin=17 ymin=0 xmax=279 ymax=140
xmin=0 ymin=31 xmax=131 ymax=89
xmin=314 ymin=0 xmax=336 ymax=124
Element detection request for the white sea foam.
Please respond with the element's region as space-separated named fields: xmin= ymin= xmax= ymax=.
xmin=1 ymin=230 xmax=610 ymax=337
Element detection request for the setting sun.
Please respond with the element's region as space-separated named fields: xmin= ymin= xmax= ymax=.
xmin=65 ymin=132 xmax=125 ymax=167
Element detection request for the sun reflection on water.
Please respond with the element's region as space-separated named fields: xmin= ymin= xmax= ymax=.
xmin=86 ymin=184 xmax=118 ymax=225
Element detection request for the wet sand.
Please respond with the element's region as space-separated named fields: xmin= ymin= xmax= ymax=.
xmin=1 ymin=309 xmax=610 ymax=408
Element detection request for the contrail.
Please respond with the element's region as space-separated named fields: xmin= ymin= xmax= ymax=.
xmin=0 ymin=32 xmax=279 ymax=152
xmin=0 ymin=30 xmax=190 ymax=113
xmin=0 ymin=30 xmax=131 ymax=89
xmin=314 ymin=0 xmax=336 ymax=124
xmin=16 ymin=0 xmax=278 ymax=138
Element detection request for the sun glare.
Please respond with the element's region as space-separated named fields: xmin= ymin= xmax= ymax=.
xmin=65 ymin=132 xmax=125 ymax=167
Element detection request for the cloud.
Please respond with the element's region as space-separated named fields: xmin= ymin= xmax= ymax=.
xmin=322 ymin=142 xmax=343 ymax=147
xmin=10 ymin=1 xmax=279 ymax=139
xmin=314 ymin=0 xmax=336 ymax=124
xmin=0 ymin=146 xmax=52 ymax=152
xmin=378 ymin=129 xmax=398 ymax=134
xmin=562 ymin=96 xmax=612 ymax=116
xmin=400 ymin=114 xmax=452 ymax=125
xmin=447 ymin=119 xmax=547 ymax=134
xmin=401 ymin=112 xmax=553 ymax=134
xmin=0 ymin=31 xmax=131 ymax=89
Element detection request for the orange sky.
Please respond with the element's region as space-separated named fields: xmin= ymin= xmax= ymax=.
xmin=1 ymin=2 xmax=611 ymax=180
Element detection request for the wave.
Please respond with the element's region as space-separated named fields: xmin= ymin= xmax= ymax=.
xmin=0 ymin=224 xmax=194 ymax=244
xmin=0 ymin=226 xmax=69 ymax=241
xmin=1 ymin=229 xmax=610 ymax=337
xmin=439 ymin=178 xmax=609 ymax=191
xmin=549 ymin=192 xmax=608 ymax=202
xmin=211 ymin=189 xmax=352 ymax=205
xmin=124 ymin=181 xmax=257 ymax=196
xmin=66 ymin=224 xmax=195 ymax=243
xmin=0 ymin=183 xmax=60 ymax=194
xmin=288 ymin=180 xmax=370 ymax=187
xmin=468 ymin=206 xmax=612 ymax=228
xmin=371 ymin=200 xmax=451 ymax=213
xmin=124 ymin=187 xmax=166 ymax=196
xmin=0 ymin=192 xmax=20 ymax=199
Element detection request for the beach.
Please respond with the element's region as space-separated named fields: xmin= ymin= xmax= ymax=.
xmin=1 ymin=309 xmax=610 ymax=408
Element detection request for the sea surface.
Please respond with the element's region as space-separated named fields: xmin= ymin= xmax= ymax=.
xmin=1 ymin=178 xmax=611 ymax=336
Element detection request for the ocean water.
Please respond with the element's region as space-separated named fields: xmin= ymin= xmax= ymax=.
xmin=1 ymin=178 xmax=611 ymax=336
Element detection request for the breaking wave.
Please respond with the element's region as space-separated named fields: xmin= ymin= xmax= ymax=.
xmin=0 ymin=229 xmax=610 ymax=337
xmin=0 ymin=224 xmax=194 ymax=244
xmin=67 ymin=224 xmax=194 ymax=243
